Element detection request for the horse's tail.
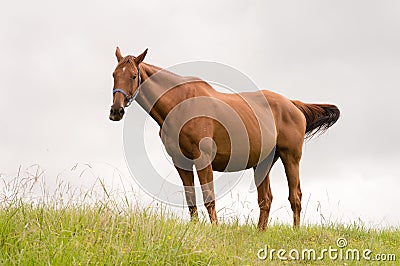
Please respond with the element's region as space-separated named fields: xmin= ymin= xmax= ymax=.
xmin=291 ymin=100 xmax=340 ymax=139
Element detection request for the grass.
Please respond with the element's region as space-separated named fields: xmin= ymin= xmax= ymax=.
xmin=1 ymin=205 xmax=399 ymax=265
xmin=0 ymin=167 xmax=398 ymax=265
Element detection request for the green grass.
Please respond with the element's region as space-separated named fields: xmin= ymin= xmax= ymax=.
xmin=0 ymin=203 xmax=398 ymax=265
xmin=0 ymin=168 xmax=398 ymax=265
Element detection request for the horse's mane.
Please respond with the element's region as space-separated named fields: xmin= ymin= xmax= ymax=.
xmin=117 ymin=55 xmax=182 ymax=79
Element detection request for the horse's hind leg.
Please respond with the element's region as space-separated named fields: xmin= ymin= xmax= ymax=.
xmin=280 ymin=147 xmax=303 ymax=227
xmin=175 ymin=167 xmax=198 ymax=221
xmin=254 ymin=151 xmax=279 ymax=231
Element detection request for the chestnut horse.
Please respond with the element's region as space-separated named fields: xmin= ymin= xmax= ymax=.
xmin=109 ymin=48 xmax=340 ymax=230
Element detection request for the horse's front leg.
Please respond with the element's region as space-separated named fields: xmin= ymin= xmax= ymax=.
xmin=196 ymin=164 xmax=218 ymax=224
xmin=253 ymin=152 xmax=279 ymax=231
xmin=175 ymin=166 xmax=198 ymax=221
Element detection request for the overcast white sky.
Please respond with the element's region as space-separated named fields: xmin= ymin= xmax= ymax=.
xmin=1 ymin=0 xmax=399 ymax=227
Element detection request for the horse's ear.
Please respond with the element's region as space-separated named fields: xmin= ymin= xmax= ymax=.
xmin=116 ymin=46 xmax=123 ymax=62
xmin=134 ymin=48 xmax=148 ymax=65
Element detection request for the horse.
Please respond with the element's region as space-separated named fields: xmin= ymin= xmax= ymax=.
xmin=109 ymin=47 xmax=340 ymax=230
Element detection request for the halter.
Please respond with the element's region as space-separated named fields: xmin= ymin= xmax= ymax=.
xmin=112 ymin=66 xmax=141 ymax=107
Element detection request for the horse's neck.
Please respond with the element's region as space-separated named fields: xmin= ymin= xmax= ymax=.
xmin=136 ymin=63 xmax=192 ymax=126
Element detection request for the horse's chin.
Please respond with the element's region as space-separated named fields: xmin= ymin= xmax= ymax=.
xmin=109 ymin=115 xmax=123 ymax=121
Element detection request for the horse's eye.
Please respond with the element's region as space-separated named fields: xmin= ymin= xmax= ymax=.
xmin=131 ymin=75 xmax=137 ymax=80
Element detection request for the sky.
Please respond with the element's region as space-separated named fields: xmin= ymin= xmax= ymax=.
xmin=0 ymin=0 xmax=399 ymax=227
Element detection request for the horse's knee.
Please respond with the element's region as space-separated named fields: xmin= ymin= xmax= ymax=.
xmin=184 ymin=187 xmax=196 ymax=205
xmin=258 ymin=195 xmax=272 ymax=211
xmin=201 ymin=184 xmax=215 ymax=203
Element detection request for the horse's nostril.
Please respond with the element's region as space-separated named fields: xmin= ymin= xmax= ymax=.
xmin=119 ymin=108 xmax=125 ymax=116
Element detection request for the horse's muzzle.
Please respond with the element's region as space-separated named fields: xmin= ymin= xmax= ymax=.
xmin=109 ymin=107 xmax=125 ymax=121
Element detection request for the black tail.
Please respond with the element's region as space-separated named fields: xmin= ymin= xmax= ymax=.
xmin=291 ymin=100 xmax=340 ymax=139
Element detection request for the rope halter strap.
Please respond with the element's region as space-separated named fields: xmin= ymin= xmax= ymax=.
xmin=112 ymin=66 xmax=141 ymax=107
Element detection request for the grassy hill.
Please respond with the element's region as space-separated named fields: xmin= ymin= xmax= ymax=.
xmin=0 ymin=203 xmax=398 ymax=265
xmin=0 ymin=168 xmax=398 ymax=265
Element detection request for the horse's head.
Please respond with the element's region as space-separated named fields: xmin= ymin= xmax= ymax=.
xmin=109 ymin=47 xmax=148 ymax=121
